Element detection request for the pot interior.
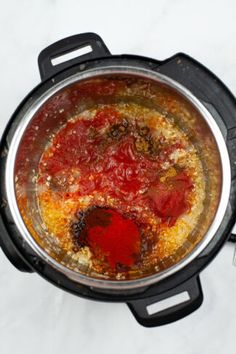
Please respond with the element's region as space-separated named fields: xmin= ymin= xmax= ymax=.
xmin=12 ymin=69 xmax=223 ymax=284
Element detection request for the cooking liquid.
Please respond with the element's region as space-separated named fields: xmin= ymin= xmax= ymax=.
xmin=36 ymin=102 xmax=205 ymax=279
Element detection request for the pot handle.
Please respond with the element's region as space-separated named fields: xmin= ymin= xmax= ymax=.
xmin=38 ymin=33 xmax=111 ymax=81
xmin=127 ymin=275 xmax=203 ymax=327
xmin=0 ymin=215 xmax=33 ymax=272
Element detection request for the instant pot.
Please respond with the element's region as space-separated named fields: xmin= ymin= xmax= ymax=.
xmin=0 ymin=33 xmax=236 ymax=327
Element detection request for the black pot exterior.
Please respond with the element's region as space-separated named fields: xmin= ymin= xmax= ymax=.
xmin=0 ymin=33 xmax=236 ymax=327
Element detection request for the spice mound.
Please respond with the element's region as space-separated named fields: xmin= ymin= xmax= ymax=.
xmin=71 ymin=207 xmax=141 ymax=269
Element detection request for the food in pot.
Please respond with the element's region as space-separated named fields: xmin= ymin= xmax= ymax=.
xmin=15 ymin=76 xmax=221 ymax=280
xmin=38 ymin=102 xmax=205 ymax=278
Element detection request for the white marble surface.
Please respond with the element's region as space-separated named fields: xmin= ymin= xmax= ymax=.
xmin=0 ymin=0 xmax=236 ymax=353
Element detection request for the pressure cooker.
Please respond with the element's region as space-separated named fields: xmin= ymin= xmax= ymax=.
xmin=0 ymin=33 xmax=236 ymax=327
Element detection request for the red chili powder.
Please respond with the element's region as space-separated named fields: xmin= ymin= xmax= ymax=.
xmin=76 ymin=208 xmax=141 ymax=269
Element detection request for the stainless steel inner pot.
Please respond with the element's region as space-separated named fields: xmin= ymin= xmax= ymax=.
xmin=5 ymin=66 xmax=231 ymax=290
